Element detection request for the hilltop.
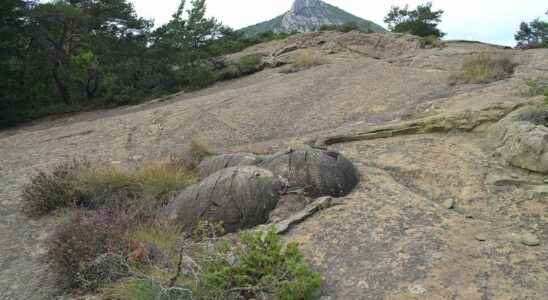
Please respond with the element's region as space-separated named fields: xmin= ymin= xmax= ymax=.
xmin=1 ymin=31 xmax=548 ymax=299
xmin=241 ymin=0 xmax=386 ymax=36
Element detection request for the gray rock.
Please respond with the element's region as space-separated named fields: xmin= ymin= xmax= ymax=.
xmin=520 ymin=232 xmax=540 ymax=246
xmin=259 ymin=148 xmax=359 ymax=198
xmin=197 ymin=153 xmax=265 ymax=177
xmin=474 ymin=233 xmax=488 ymax=241
xmin=167 ymin=166 xmax=285 ymax=233
xmin=443 ymin=198 xmax=455 ymax=209
xmin=489 ymin=105 xmax=548 ymax=174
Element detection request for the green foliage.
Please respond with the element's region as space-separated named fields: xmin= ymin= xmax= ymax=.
xmin=1 ymin=0 xmax=283 ymax=128
xmin=22 ymin=158 xmax=197 ymax=217
xmin=450 ymin=54 xmax=516 ymax=85
xmin=515 ymin=18 xmax=548 ymax=49
xmin=238 ymin=54 xmax=264 ymax=75
xmin=319 ymin=22 xmax=371 ymax=33
xmin=106 ymin=277 xmax=192 ymax=300
xmin=518 ymin=77 xmax=548 ymax=98
xmin=419 ymin=35 xmax=442 ymax=48
xmin=197 ymin=228 xmax=322 ymax=300
xmin=384 ymin=2 xmax=445 ymax=38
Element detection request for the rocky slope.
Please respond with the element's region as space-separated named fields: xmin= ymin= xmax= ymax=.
xmin=1 ymin=31 xmax=548 ymax=299
xmin=241 ymin=0 xmax=385 ymax=36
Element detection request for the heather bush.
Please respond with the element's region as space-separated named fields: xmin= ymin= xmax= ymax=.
xmin=47 ymin=209 xmax=135 ymax=290
xmin=22 ymin=160 xmax=89 ymax=217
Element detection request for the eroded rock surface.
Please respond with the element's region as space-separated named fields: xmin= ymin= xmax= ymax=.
xmin=197 ymin=153 xmax=264 ymax=177
xmin=489 ymin=105 xmax=548 ymax=173
xmin=260 ymin=148 xmax=359 ymax=198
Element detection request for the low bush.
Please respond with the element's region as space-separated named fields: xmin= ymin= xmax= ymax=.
xmin=450 ymin=53 xmax=516 ymax=85
xmin=517 ymin=77 xmax=548 ymax=99
xmin=319 ymin=22 xmax=372 ymax=33
xmin=104 ymin=226 xmax=321 ymax=300
xmin=238 ymin=54 xmax=264 ymax=75
xmin=281 ymin=50 xmax=327 ymax=74
xmin=47 ymin=208 xmax=135 ymax=290
xmin=419 ymin=35 xmax=443 ymax=48
xmin=197 ymin=228 xmax=322 ymax=300
xmin=22 ymin=160 xmax=90 ymax=217
xmin=294 ymin=50 xmax=327 ymax=69
xmin=22 ymin=158 xmax=197 ymax=217
xmin=219 ymin=54 xmax=264 ymax=80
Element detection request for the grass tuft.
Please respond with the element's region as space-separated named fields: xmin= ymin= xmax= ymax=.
xmin=22 ymin=157 xmax=197 ymax=217
xmin=450 ymin=53 xmax=515 ymax=85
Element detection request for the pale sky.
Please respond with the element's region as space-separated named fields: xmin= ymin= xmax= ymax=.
xmin=131 ymin=0 xmax=547 ymax=46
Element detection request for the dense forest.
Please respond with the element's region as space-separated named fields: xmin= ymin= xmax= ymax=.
xmin=0 ymin=0 xmax=288 ymax=128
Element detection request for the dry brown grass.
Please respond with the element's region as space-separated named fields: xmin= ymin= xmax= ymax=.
xmin=181 ymin=139 xmax=215 ymax=169
xmin=293 ymin=50 xmax=327 ymax=69
xmin=450 ymin=53 xmax=516 ymax=85
xmin=22 ymin=157 xmax=197 ymax=217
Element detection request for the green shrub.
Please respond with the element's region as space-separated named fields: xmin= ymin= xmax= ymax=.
xmin=104 ymin=226 xmax=321 ymax=300
xmin=419 ymin=35 xmax=442 ymax=48
xmin=105 ymin=278 xmax=192 ymax=300
xmin=450 ymin=53 xmax=516 ymax=85
xmin=518 ymin=77 xmax=548 ymax=99
xmin=238 ymin=54 xmax=264 ymax=75
xmin=197 ymin=228 xmax=322 ymax=300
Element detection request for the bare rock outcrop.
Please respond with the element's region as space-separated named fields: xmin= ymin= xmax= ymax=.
xmin=489 ymin=105 xmax=548 ymax=173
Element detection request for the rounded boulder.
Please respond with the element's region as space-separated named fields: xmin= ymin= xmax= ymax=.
xmin=197 ymin=153 xmax=264 ymax=177
xmin=259 ymin=148 xmax=359 ymax=198
xmin=167 ymin=166 xmax=285 ymax=232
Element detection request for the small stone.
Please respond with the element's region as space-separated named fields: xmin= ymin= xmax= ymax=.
xmin=520 ymin=233 xmax=540 ymax=246
xmin=443 ymin=198 xmax=455 ymax=209
xmin=474 ymin=233 xmax=487 ymax=241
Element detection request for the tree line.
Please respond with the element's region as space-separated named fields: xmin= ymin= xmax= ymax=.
xmin=0 ymin=0 xmax=286 ymax=128
xmin=1 ymin=1 xmax=546 ymax=128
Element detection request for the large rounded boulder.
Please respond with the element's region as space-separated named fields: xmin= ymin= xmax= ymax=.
xmin=259 ymin=148 xmax=359 ymax=198
xmin=167 ymin=166 xmax=285 ymax=232
xmin=489 ymin=105 xmax=548 ymax=174
xmin=197 ymin=153 xmax=264 ymax=177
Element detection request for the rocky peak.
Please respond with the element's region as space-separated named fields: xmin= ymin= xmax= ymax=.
xmin=290 ymin=0 xmax=323 ymax=13
xmin=241 ymin=0 xmax=385 ymax=36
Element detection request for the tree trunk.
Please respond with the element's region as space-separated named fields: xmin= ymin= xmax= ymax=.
xmin=52 ymin=62 xmax=70 ymax=104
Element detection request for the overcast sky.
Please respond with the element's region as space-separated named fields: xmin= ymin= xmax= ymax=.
xmin=130 ymin=0 xmax=548 ymax=46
